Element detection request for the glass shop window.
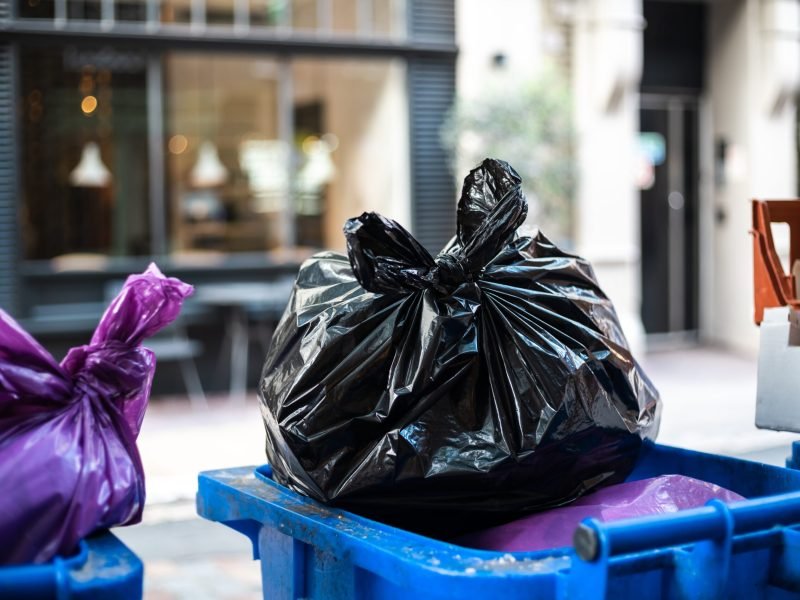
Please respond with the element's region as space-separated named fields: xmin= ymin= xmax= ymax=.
xmin=18 ymin=46 xmax=409 ymax=261
xmin=19 ymin=46 xmax=151 ymax=260
xmin=165 ymin=52 xmax=409 ymax=254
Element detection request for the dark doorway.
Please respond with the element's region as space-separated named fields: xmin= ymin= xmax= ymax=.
xmin=639 ymin=0 xmax=706 ymax=336
xmin=640 ymin=98 xmax=700 ymax=334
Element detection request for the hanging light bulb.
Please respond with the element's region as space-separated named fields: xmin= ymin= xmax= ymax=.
xmin=189 ymin=140 xmax=228 ymax=188
xmin=296 ymin=137 xmax=336 ymax=192
xmin=69 ymin=142 xmax=112 ymax=187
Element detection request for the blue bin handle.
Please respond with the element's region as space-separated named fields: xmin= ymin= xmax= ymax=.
xmin=574 ymin=490 xmax=800 ymax=561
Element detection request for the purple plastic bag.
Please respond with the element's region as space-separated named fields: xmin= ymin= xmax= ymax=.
xmin=0 ymin=264 xmax=192 ymax=565
xmin=457 ymin=475 xmax=745 ymax=553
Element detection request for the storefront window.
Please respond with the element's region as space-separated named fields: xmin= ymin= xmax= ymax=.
xmin=19 ymin=46 xmax=151 ymax=260
xmin=205 ymin=0 xmax=236 ymax=25
xmin=16 ymin=0 xmax=405 ymax=37
xmin=373 ymin=0 xmax=400 ymax=36
xmin=18 ymin=46 xmax=408 ymax=262
xmin=165 ymin=54 xmax=286 ymax=253
xmin=160 ymin=0 xmax=192 ymax=23
xmin=116 ymin=0 xmax=147 ymax=21
xmin=165 ymin=52 xmax=408 ymax=254
xmin=249 ymin=0 xmax=285 ymax=27
xmin=331 ymin=0 xmax=404 ymax=37
xmin=332 ymin=0 xmax=357 ymax=33
xmin=291 ymin=57 xmax=409 ymax=249
xmin=18 ymin=0 xmax=55 ymax=19
xmin=291 ymin=0 xmax=316 ymax=30
xmin=67 ymin=0 xmax=102 ymax=20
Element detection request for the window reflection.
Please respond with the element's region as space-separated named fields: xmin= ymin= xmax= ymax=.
xmin=206 ymin=0 xmax=236 ymax=25
xmin=291 ymin=58 xmax=408 ymax=249
xmin=292 ymin=0 xmax=316 ymax=30
xmin=18 ymin=47 xmax=408 ymax=261
xmin=332 ymin=0 xmax=357 ymax=33
xmin=166 ymin=54 xmax=288 ymax=253
xmin=19 ymin=47 xmax=151 ymax=260
xmin=67 ymin=0 xmax=102 ymax=20
xmin=18 ymin=0 xmax=55 ymax=19
xmin=161 ymin=0 xmax=192 ymax=23
xmin=374 ymin=0 xmax=401 ymax=37
xmin=116 ymin=0 xmax=147 ymax=21
xmin=166 ymin=53 xmax=408 ymax=254
xmin=16 ymin=0 xmax=406 ymax=38
xmin=249 ymin=0 xmax=287 ymax=27
xmin=331 ymin=0 xmax=405 ymax=37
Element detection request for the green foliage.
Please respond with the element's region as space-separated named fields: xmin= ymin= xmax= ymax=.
xmin=442 ymin=71 xmax=575 ymax=241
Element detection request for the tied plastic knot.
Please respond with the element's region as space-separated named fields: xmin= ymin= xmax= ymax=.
xmin=432 ymin=254 xmax=470 ymax=291
xmin=344 ymin=159 xmax=527 ymax=297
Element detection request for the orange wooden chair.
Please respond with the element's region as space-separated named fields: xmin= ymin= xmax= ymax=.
xmin=751 ymin=199 xmax=800 ymax=324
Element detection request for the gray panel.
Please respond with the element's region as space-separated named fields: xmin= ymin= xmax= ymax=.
xmin=408 ymin=0 xmax=455 ymax=42
xmin=0 ymin=43 xmax=18 ymax=314
xmin=407 ymin=0 xmax=456 ymax=253
xmin=408 ymin=56 xmax=456 ymax=254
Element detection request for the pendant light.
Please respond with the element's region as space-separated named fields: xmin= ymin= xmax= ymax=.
xmin=189 ymin=140 xmax=228 ymax=188
xmin=69 ymin=142 xmax=112 ymax=188
xmin=188 ymin=59 xmax=228 ymax=189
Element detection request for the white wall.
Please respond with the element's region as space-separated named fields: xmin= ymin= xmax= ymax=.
xmin=707 ymin=0 xmax=800 ymax=355
xmin=455 ymin=0 xmax=800 ymax=357
xmin=456 ymin=0 xmax=648 ymax=352
xmin=572 ymin=0 xmax=646 ymax=353
xmin=455 ymin=0 xmax=544 ymax=102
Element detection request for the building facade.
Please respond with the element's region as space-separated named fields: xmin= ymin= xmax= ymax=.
xmin=0 ymin=0 xmax=457 ymax=325
xmin=458 ymin=0 xmax=800 ymax=355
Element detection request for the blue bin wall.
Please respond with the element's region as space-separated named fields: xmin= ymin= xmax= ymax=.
xmin=630 ymin=443 xmax=800 ymax=497
xmin=197 ymin=443 xmax=800 ymax=600
xmin=0 ymin=530 xmax=143 ymax=600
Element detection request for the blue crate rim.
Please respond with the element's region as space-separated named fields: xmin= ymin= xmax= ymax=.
xmin=0 ymin=531 xmax=144 ymax=600
xmin=241 ymin=444 xmax=800 ymax=564
xmin=252 ymin=462 xmax=573 ymax=559
xmin=251 ymin=461 xmax=800 ymax=561
xmin=197 ymin=442 xmax=800 ymax=598
xmin=254 ymin=463 xmax=587 ymax=562
xmin=198 ymin=464 xmax=574 ymax=576
xmin=0 ymin=540 xmax=89 ymax=574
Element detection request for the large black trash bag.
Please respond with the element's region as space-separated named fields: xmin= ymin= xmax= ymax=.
xmin=259 ymin=158 xmax=660 ymax=538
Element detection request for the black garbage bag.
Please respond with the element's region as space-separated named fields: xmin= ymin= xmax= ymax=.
xmin=259 ymin=158 xmax=660 ymax=538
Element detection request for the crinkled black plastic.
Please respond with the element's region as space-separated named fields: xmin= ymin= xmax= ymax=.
xmin=260 ymin=158 xmax=660 ymax=538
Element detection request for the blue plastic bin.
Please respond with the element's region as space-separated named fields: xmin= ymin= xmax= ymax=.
xmin=197 ymin=442 xmax=800 ymax=599
xmin=0 ymin=530 xmax=143 ymax=599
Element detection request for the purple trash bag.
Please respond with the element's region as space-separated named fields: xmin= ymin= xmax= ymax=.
xmin=0 ymin=264 xmax=192 ymax=565
xmin=457 ymin=474 xmax=745 ymax=553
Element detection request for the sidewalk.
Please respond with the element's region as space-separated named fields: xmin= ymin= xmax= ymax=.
xmin=114 ymin=346 xmax=796 ymax=599
xmin=115 ymin=396 xmax=264 ymax=599
xmin=642 ymin=347 xmax=795 ymax=456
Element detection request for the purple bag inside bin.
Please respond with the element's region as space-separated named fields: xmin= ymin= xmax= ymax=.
xmin=0 ymin=264 xmax=192 ymax=565
xmin=457 ymin=475 xmax=744 ymax=553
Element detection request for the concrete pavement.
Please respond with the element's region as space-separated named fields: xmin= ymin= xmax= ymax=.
xmin=642 ymin=347 xmax=795 ymax=456
xmin=115 ymin=396 xmax=264 ymax=599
